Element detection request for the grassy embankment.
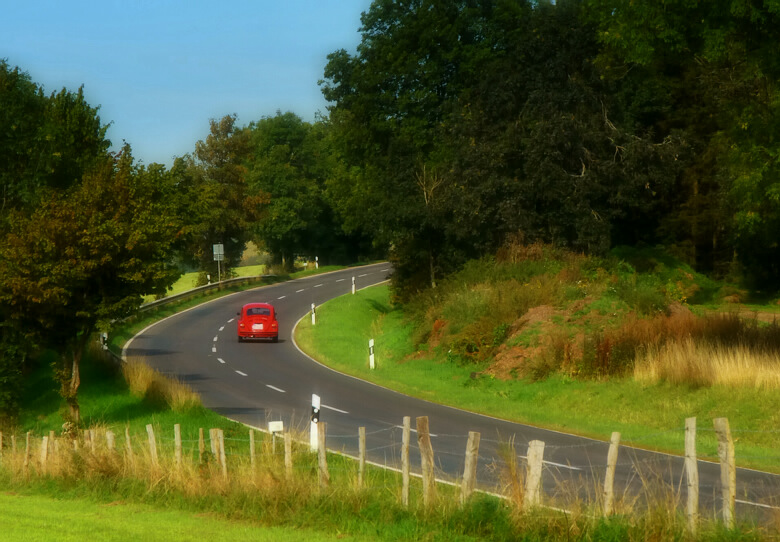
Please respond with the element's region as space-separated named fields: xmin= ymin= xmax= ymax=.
xmin=295 ymin=245 xmax=780 ymax=473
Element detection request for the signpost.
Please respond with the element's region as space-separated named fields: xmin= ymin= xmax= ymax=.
xmin=213 ymin=243 xmax=224 ymax=283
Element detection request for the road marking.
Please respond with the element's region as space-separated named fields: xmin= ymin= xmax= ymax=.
xmin=395 ymin=425 xmax=437 ymax=437
xmin=737 ymin=499 xmax=780 ymax=510
xmin=277 ymin=295 xmax=286 ymax=300
xmin=227 ymin=318 xmax=235 ymax=323
xmin=321 ymin=404 xmax=349 ymax=414
xmin=335 ymin=279 xmax=345 ymax=282
xmin=296 ymin=289 xmax=305 ymax=293
xmin=266 ymin=385 xmax=285 ymax=393
xmin=211 ymin=346 xmax=216 ymax=353
xmin=219 ymin=326 xmax=225 ymax=331
xmin=235 ymin=370 xmax=247 ymax=377
xmin=541 ymin=460 xmax=582 ymax=471
xmin=213 ymin=336 xmax=218 ymax=342
xmin=358 ymin=273 xmax=368 ymax=277
xmin=381 ymin=268 xmax=389 ymax=272
xmin=314 ymin=283 xmax=323 ymax=288
xmin=217 ymin=358 xmax=226 ymax=364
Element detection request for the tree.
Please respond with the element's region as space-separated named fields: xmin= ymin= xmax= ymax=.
xmin=0 ymin=146 xmax=184 ymax=423
xmin=180 ymin=115 xmax=265 ymax=283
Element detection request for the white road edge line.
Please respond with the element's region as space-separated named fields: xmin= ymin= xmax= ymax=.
xmin=321 ymin=404 xmax=349 ymax=414
xmin=266 ymin=385 xmax=285 ymax=393
xmin=217 ymin=358 xmax=226 ymax=364
xmin=235 ymin=370 xmax=247 ymax=377
xmin=737 ymin=499 xmax=780 ymax=510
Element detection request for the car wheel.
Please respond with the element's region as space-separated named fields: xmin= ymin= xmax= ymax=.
xmin=272 ymin=336 xmax=278 ymax=343
xmin=238 ymin=336 xmax=244 ymax=343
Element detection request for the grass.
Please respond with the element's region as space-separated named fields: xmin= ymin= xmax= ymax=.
xmin=0 ymin=492 xmax=360 ymax=542
xmin=295 ymin=283 xmax=780 ymax=472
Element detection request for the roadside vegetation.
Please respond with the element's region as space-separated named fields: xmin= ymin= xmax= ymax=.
xmin=296 ymin=243 xmax=780 ymax=472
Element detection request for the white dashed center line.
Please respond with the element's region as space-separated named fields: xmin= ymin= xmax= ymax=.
xmin=235 ymin=370 xmax=247 ymax=377
xmin=277 ymin=295 xmax=286 ymax=300
xmin=296 ymin=289 xmax=305 ymax=293
xmin=358 ymin=273 xmax=368 ymax=277
xmin=321 ymin=404 xmax=349 ymax=414
xmin=314 ymin=283 xmax=323 ymax=288
xmin=219 ymin=326 xmax=225 ymax=331
xmin=228 ymin=318 xmax=235 ymax=323
xmin=211 ymin=347 xmax=216 ymax=353
xmin=266 ymin=385 xmax=285 ymax=393
xmin=217 ymin=358 xmax=226 ymax=364
xmin=213 ymin=336 xmax=218 ymax=342
xmin=336 ymin=279 xmax=345 ymax=282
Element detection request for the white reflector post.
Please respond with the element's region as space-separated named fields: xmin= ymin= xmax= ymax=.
xmin=352 ymin=276 xmax=356 ymax=294
xmin=311 ymin=303 xmax=316 ymax=326
xmin=369 ymin=338 xmax=375 ymax=370
xmin=310 ymin=394 xmax=320 ymax=451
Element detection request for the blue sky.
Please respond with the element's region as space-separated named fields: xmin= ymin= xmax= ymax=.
xmin=3 ymin=1 xmax=372 ymax=166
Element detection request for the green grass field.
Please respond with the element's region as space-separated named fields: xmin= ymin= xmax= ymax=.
xmin=0 ymin=492 xmax=365 ymax=542
xmin=295 ymin=284 xmax=780 ymax=472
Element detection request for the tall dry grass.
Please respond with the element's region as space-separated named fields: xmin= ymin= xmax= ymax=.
xmin=634 ymin=338 xmax=780 ymax=389
xmin=122 ymin=359 xmax=201 ymax=411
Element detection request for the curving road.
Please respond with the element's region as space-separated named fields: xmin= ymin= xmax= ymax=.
xmin=125 ymin=263 xmax=780 ymax=521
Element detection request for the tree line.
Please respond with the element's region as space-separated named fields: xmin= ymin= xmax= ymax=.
xmin=2 ymin=0 xmax=780 ymax=421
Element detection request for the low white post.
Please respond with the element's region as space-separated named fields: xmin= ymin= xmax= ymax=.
xmin=352 ymin=276 xmax=356 ymax=294
xmin=311 ymin=303 xmax=316 ymax=326
xmin=310 ymin=394 xmax=320 ymax=451
xmin=315 ymin=256 xmax=319 ymax=269
xmin=369 ymin=339 xmax=375 ymax=369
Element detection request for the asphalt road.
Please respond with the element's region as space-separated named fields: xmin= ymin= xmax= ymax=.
xmin=124 ymin=262 xmax=780 ymax=521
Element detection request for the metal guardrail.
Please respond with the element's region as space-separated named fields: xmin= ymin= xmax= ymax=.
xmin=138 ymin=274 xmax=278 ymax=313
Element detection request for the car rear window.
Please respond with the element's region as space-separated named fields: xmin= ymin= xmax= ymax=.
xmin=246 ymin=307 xmax=271 ymax=316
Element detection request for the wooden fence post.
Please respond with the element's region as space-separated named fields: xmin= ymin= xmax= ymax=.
xmin=249 ymin=429 xmax=256 ymax=470
xmin=146 ymin=424 xmax=159 ymax=468
xmin=218 ymin=429 xmax=228 ymax=480
xmin=318 ymin=422 xmax=330 ymax=489
xmin=358 ymin=426 xmax=366 ymax=488
xmin=40 ymin=436 xmax=49 ymax=472
xmin=416 ymin=416 xmax=436 ymax=507
xmin=209 ymin=428 xmax=218 ymax=457
xmin=284 ymin=432 xmax=292 ymax=480
xmin=198 ymin=428 xmax=205 ymax=464
xmin=106 ymin=431 xmax=115 ymax=452
xmin=685 ymin=417 xmax=699 ymax=535
xmin=461 ymin=431 xmax=481 ymax=505
xmin=714 ymin=417 xmax=735 ymax=529
xmin=125 ymin=426 xmax=135 ymax=472
xmin=524 ymin=440 xmax=545 ymax=508
xmin=603 ymin=432 xmax=621 ymax=516
xmin=402 ymin=417 xmax=411 ymax=508
xmin=174 ymin=424 xmax=182 ymax=470
xmin=23 ymin=432 xmax=30 ymax=475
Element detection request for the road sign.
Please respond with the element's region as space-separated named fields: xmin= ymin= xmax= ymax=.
xmin=213 ymin=244 xmax=224 ymax=261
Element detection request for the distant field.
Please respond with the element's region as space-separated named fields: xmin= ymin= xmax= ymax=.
xmin=145 ymin=264 xmax=266 ymax=301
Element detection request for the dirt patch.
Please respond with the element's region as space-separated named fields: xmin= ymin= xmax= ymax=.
xmin=484 ymin=345 xmax=542 ymax=380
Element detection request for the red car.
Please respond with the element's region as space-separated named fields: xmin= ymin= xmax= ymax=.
xmin=237 ymin=303 xmax=279 ymax=342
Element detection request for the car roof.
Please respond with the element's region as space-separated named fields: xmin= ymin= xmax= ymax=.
xmin=242 ymin=302 xmax=274 ymax=310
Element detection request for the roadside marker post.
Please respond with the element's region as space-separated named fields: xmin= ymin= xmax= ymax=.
xmin=315 ymin=256 xmax=319 ymax=269
xmin=352 ymin=276 xmax=356 ymax=294
xmin=310 ymin=394 xmax=320 ymax=451
xmin=369 ymin=339 xmax=375 ymax=369
xmin=311 ymin=303 xmax=316 ymax=326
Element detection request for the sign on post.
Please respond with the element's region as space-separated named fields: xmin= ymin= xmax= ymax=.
xmin=213 ymin=244 xmax=224 ymax=283
xmin=310 ymin=394 xmax=320 ymax=451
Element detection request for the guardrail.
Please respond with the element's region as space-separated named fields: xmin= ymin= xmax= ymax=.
xmin=138 ymin=274 xmax=278 ymax=313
